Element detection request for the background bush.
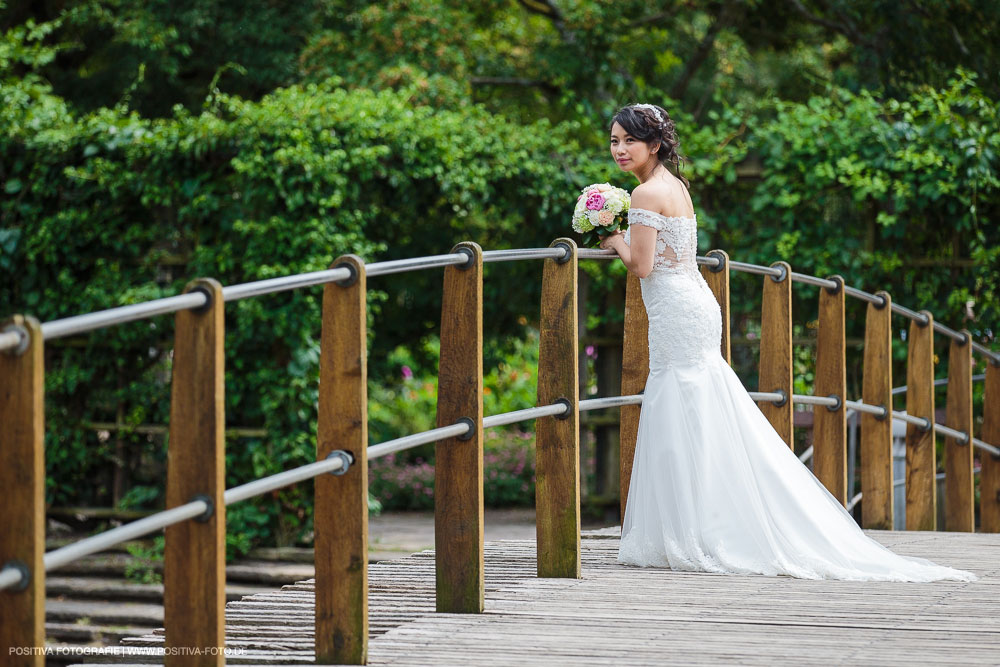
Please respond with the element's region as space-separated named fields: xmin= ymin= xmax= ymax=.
xmin=370 ymin=430 xmax=535 ymax=511
xmin=2 ymin=2 xmax=999 ymax=550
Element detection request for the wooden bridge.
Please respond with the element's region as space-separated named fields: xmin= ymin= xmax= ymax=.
xmin=89 ymin=529 xmax=1000 ymax=665
xmin=2 ymin=240 xmax=999 ymax=665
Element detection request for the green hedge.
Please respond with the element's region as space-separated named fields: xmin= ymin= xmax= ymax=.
xmin=3 ymin=26 xmax=998 ymax=551
xmin=1 ymin=70 xmax=603 ymax=551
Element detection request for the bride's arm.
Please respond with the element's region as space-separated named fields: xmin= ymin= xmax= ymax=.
xmin=600 ymin=225 xmax=656 ymax=278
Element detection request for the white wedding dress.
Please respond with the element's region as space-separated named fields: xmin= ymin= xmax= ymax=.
xmin=616 ymin=207 xmax=978 ymax=582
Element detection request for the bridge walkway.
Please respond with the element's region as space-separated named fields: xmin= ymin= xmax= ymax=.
xmin=95 ymin=528 xmax=999 ymax=665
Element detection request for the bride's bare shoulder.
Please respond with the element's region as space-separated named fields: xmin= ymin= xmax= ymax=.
xmin=630 ymin=178 xmax=693 ymax=218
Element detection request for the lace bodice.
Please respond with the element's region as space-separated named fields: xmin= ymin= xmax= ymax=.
xmin=623 ymin=208 xmax=699 ymax=277
xmin=622 ymin=207 xmax=723 ymax=370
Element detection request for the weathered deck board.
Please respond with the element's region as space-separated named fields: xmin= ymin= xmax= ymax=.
xmin=85 ymin=529 xmax=999 ymax=665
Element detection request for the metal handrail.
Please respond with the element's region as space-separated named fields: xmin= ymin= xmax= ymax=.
xmin=580 ymin=395 xmax=644 ymax=410
xmin=576 ymin=248 xmax=617 ymax=259
xmin=788 ymin=394 xmax=839 ymax=408
xmin=2 ymin=378 xmax=997 ymax=592
xmin=0 ymin=390 xmax=693 ymax=591
xmin=892 ymin=467 xmax=981 ymax=489
xmin=489 ymin=244 xmax=991 ymax=360
xmin=729 ymin=260 xmax=783 ymax=278
xmin=367 ymin=423 xmax=473 ymax=460
xmin=482 ymin=248 xmax=570 ymax=263
xmin=366 ymin=254 xmax=469 ymax=277
xmin=222 ymin=267 xmax=354 ymax=300
xmin=2 ymin=247 xmax=995 ymax=363
xmin=40 ymin=292 xmax=210 ymax=342
xmin=891 ymin=374 xmax=986 ymax=395
xmin=704 ymin=256 xmax=987 ymax=356
xmin=847 ymin=466 xmax=982 ymax=511
xmin=40 ymin=499 xmax=210 ymax=576
xmin=790 ymin=272 xmax=838 ymax=290
xmin=2 ymin=241 xmax=998 ymax=590
xmin=841 ymin=285 xmax=887 ymax=308
xmin=745 ymin=391 xmax=1000 ymax=458
xmin=223 ymin=455 xmax=349 ymax=505
xmin=0 ymin=328 xmax=25 ymax=351
xmin=483 ymin=403 xmax=569 ymax=429
xmin=0 ymin=246 xmax=993 ymax=455
xmin=0 ymin=394 xmax=646 ymax=592
xmin=749 ymin=391 xmax=786 ymax=403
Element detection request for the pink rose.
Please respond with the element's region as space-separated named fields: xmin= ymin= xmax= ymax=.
xmin=597 ymin=209 xmax=614 ymax=225
xmin=585 ymin=192 xmax=606 ymax=210
xmin=595 ymin=184 xmax=612 ymax=192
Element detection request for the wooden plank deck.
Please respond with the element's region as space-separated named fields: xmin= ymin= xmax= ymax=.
xmin=87 ymin=528 xmax=999 ymax=665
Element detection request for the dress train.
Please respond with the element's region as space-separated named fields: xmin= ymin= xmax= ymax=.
xmin=615 ymin=207 xmax=978 ymax=582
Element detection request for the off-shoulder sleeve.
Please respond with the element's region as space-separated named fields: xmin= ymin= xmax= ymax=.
xmin=628 ymin=208 xmax=667 ymax=231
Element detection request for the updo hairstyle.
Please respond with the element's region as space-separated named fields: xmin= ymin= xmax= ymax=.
xmin=610 ymin=103 xmax=688 ymax=187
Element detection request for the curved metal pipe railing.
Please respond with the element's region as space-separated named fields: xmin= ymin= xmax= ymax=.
xmin=41 ymin=499 xmax=210 ymax=575
xmin=744 ymin=391 xmax=1000 ymax=458
xmin=39 ymin=292 xmax=210 ymax=341
xmin=482 ymin=248 xmax=570 ymax=263
xmin=2 ymin=247 xmax=995 ymax=362
xmin=0 ymin=393 xmax=638 ymax=592
xmin=1 ymin=376 xmax=995 ymax=593
xmin=1 ymin=243 xmax=998 ymax=593
xmin=2 ymin=249 xmax=572 ymax=348
xmin=847 ymin=465 xmax=983 ymax=512
xmin=221 ymin=266 xmax=355 ymax=301
xmin=892 ymin=373 xmax=986 ymax=396
xmin=0 ymin=328 xmax=25 ymax=351
xmin=366 ymin=253 xmax=469 ymax=277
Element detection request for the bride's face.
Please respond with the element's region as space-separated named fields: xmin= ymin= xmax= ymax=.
xmin=610 ymin=121 xmax=658 ymax=173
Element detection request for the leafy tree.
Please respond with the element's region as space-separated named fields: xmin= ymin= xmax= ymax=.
xmin=1 ymin=0 xmax=319 ymax=115
xmin=2 ymin=2 xmax=998 ymax=545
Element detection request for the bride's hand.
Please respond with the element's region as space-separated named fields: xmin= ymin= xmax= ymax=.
xmin=599 ymin=230 xmax=623 ymax=250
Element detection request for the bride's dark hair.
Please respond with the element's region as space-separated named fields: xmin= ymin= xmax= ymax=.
xmin=611 ymin=103 xmax=688 ymax=187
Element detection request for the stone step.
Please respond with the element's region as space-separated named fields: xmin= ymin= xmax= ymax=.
xmin=51 ymin=554 xmax=314 ymax=585
xmin=45 ymin=599 xmax=165 ymax=626
xmin=46 ymin=576 xmax=272 ymax=603
xmin=45 ymin=621 xmax=152 ymax=644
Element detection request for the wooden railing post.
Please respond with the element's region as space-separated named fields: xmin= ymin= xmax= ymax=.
xmin=699 ymin=249 xmax=731 ymax=364
xmin=536 ymin=238 xmax=580 ymax=578
xmin=759 ymin=261 xmax=793 ymax=448
xmin=944 ymin=330 xmax=974 ymax=532
xmin=435 ymin=242 xmax=484 ymax=613
xmin=981 ymin=360 xmax=1000 ymax=533
xmin=619 ymin=272 xmax=648 ymax=521
xmin=315 ymin=255 xmax=368 ymax=664
xmin=905 ymin=311 xmax=936 ymax=530
xmin=860 ymin=291 xmax=893 ymax=529
xmin=164 ymin=279 xmax=225 ymax=665
xmin=814 ymin=276 xmax=847 ymax=504
xmin=0 ymin=316 xmax=45 ymax=666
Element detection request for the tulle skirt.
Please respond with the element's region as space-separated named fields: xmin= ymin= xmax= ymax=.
xmin=617 ymin=354 xmax=978 ymax=582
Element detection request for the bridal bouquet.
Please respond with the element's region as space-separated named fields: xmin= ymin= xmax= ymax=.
xmin=571 ymin=183 xmax=630 ymax=247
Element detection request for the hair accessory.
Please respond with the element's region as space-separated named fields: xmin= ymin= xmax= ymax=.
xmin=632 ymin=103 xmax=665 ymax=127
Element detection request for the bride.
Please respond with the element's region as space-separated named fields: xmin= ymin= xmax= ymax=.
xmin=598 ymin=103 xmax=977 ymax=582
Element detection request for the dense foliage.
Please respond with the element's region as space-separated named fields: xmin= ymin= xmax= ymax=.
xmin=1 ymin=69 xmax=592 ymax=548
xmin=2 ymin=1 xmax=998 ymax=549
